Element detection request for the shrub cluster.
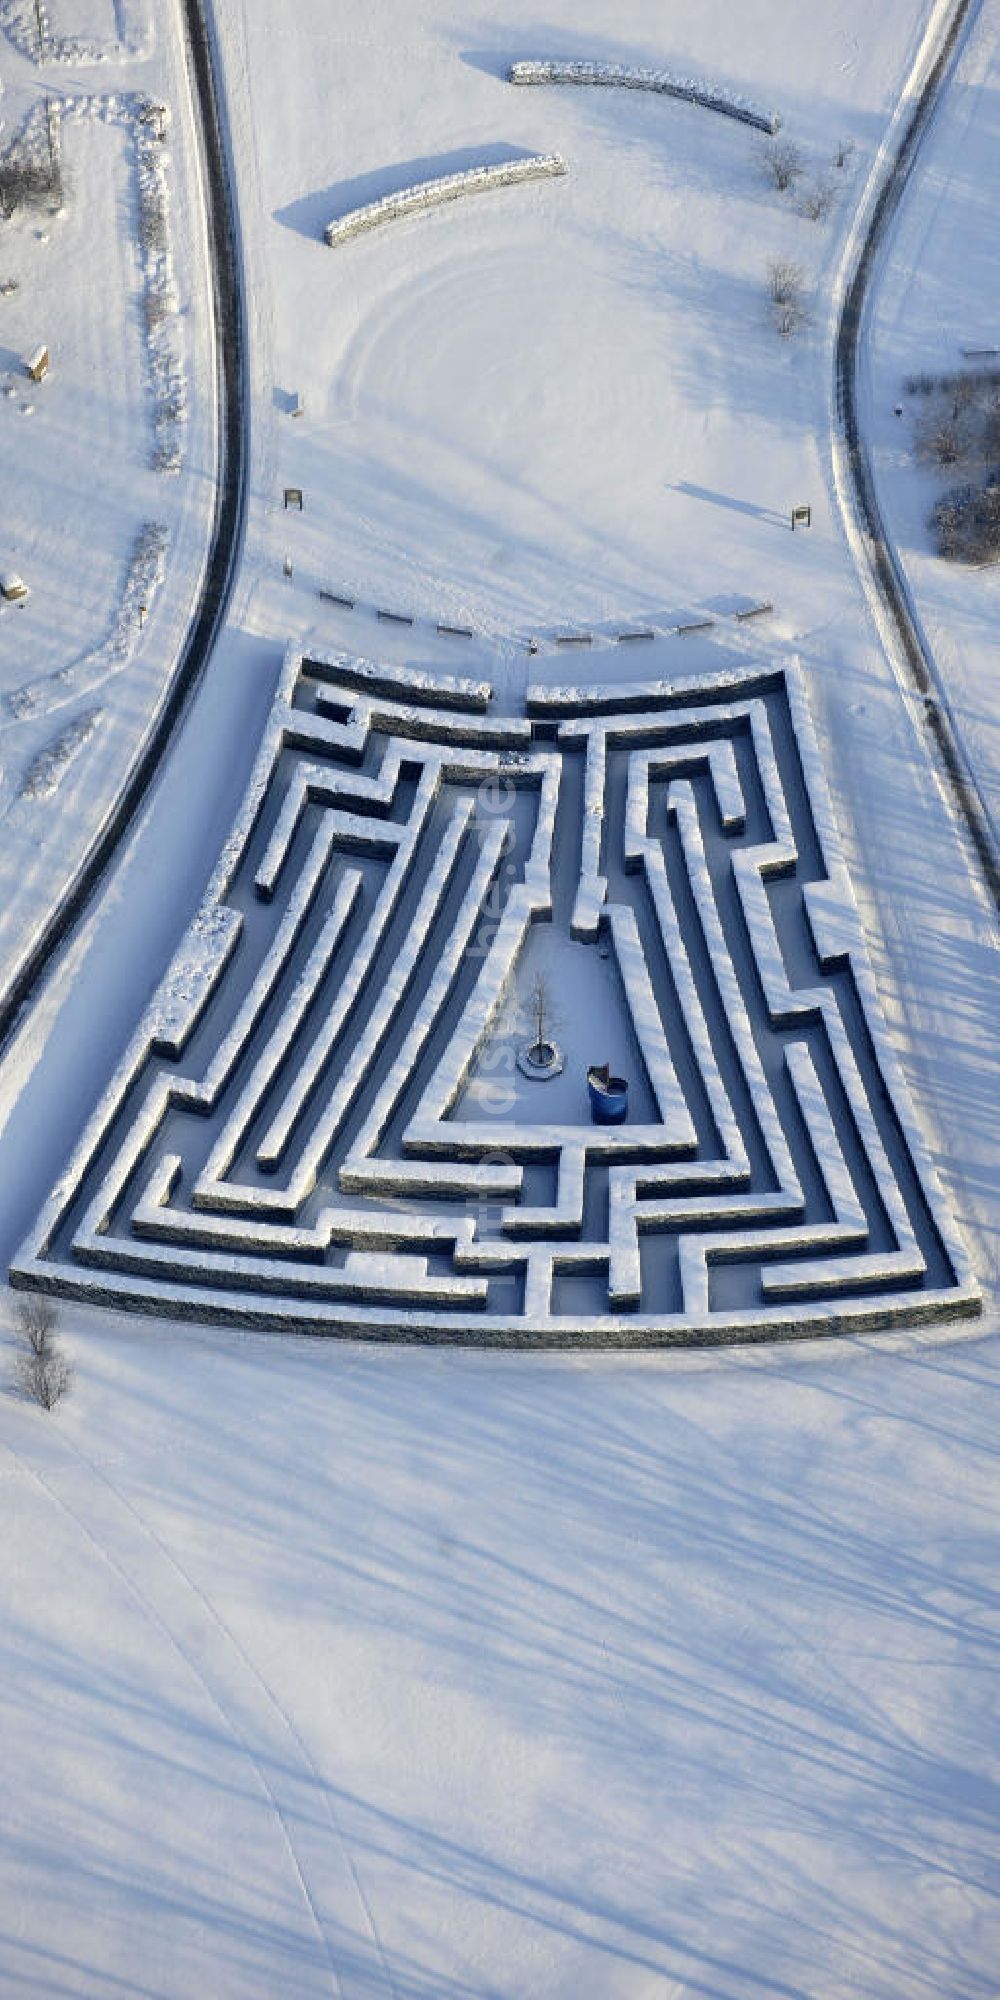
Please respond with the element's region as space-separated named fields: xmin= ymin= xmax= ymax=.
xmin=10 ymin=1297 xmax=72 ymax=1410
xmin=766 ymin=256 xmax=809 ymax=338
xmin=0 ymin=150 xmax=64 ymax=220
xmin=929 ymin=481 xmax=1000 ymax=565
xmin=903 ymin=367 xmax=1000 ymax=562
xmin=759 ymin=136 xmax=849 ymax=222
xmin=759 ymin=135 xmax=854 ymax=339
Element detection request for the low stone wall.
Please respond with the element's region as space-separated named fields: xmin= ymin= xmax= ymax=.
xmin=508 ymin=60 xmax=779 ymax=135
xmin=325 ymin=154 xmax=568 ymax=247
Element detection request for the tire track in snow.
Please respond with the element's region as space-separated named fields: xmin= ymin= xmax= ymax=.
xmin=1 ymin=1428 xmax=395 ymax=1999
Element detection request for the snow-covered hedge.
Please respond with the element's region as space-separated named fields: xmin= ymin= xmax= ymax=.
xmin=342 ymin=817 xmax=515 ymax=1195
xmin=11 ymin=1258 xmax=979 ymax=1345
xmin=527 ymin=664 xmax=781 ymax=717
xmin=0 ymin=0 xmax=151 ymax=62
xmin=508 ymin=60 xmax=779 ymax=134
xmin=3 ymin=521 xmax=169 ymax=726
xmin=309 ymin=688 xmax=529 ymax=752
xmin=255 ymin=791 xmax=475 ymax=1176
xmin=304 ymin=647 xmax=492 ymax=712
xmin=0 ymin=0 xmax=90 ymax=63
xmin=148 ymin=905 xmax=243 ymax=1057
xmin=325 ymin=154 xmax=567 ymax=247
xmin=10 ymin=656 xmax=980 ymax=1343
xmin=17 ymin=709 xmax=103 ymax=802
xmin=7 ymin=90 xmax=186 ymax=474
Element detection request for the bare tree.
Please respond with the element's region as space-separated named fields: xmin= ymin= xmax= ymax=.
xmin=142 ymin=288 xmax=172 ymax=336
xmin=524 ymin=969 xmax=556 ymax=1062
xmin=930 ymin=487 xmax=966 ymax=561
xmin=915 ymin=411 xmax=972 ymax=467
xmin=981 ymin=406 xmax=1000 ymax=461
xmin=833 ymin=137 xmax=855 ymax=170
xmin=948 ymin=373 xmax=980 ymax=420
xmin=17 ymin=1346 xmax=73 ymax=1411
xmin=766 ymin=257 xmax=810 ymax=337
xmin=970 ymin=481 xmax=1000 ymax=562
xmin=930 ymin=480 xmax=1000 ymax=564
xmin=772 ymin=298 xmax=809 ymax=338
xmin=15 ymin=1295 xmax=58 ymax=1356
xmin=138 ymin=186 xmax=168 ymax=255
xmin=767 ymin=257 xmax=804 ymax=305
xmin=759 ymin=137 xmax=803 ymax=191
xmin=11 ymin=1294 xmax=73 ymax=1410
xmin=797 ymin=175 xmax=834 ymax=222
xmin=0 ymin=150 xmax=64 ymax=220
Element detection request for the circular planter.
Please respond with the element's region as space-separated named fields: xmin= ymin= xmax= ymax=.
xmin=516 ymin=1038 xmax=565 ymax=1080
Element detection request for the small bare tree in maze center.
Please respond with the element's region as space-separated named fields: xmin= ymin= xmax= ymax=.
xmin=517 ymin=969 xmax=564 ymax=1080
xmin=527 ymin=973 xmax=553 ymax=1063
xmin=10 ymin=648 xmax=979 ymax=1346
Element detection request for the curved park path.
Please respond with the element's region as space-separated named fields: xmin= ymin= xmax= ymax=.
xmin=833 ymin=0 xmax=1000 ymax=915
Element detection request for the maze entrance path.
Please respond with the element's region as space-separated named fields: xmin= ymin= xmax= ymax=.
xmin=12 ymin=648 xmax=979 ymax=1345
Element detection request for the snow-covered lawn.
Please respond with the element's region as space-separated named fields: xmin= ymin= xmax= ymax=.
xmin=0 ymin=0 xmax=998 ymax=1991
xmin=238 ymin=0 xmax=930 ymax=639
xmin=0 ymin=1307 xmax=997 ymax=1999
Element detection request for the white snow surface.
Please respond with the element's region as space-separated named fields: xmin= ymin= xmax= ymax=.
xmin=242 ymin=0 xmax=934 ymax=640
xmin=0 ymin=0 xmax=998 ymax=1991
xmin=0 ymin=1306 xmax=997 ymax=1999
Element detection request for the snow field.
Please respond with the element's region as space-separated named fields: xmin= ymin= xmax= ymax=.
xmin=0 ymin=1306 xmax=996 ymax=1998
xmin=0 ymin=0 xmax=997 ymax=1993
xmin=249 ymin=0 xmax=931 ymax=642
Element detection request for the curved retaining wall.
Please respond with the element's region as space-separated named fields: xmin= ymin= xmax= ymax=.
xmin=325 ymin=154 xmax=567 ymax=246
xmin=508 ymin=60 xmax=779 ymax=135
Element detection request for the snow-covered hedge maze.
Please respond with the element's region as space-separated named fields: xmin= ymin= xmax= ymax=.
xmin=325 ymin=154 xmax=567 ymax=247
xmin=508 ymin=60 xmax=780 ymax=135
xmin=12 ymin=651 xmax=978 ymax=1345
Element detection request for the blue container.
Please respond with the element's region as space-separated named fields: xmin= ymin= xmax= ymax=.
xmin=587 ymin=1064 xmax=629 ymax=1124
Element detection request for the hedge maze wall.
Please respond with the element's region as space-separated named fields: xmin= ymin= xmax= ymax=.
xmin=12 ymin=650 xmax=978 ymax=1345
